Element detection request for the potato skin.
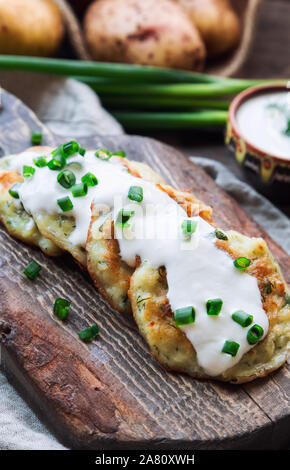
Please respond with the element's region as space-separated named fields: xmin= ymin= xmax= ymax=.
xmin=175 ymin=0 xmax=241 ymax=58
xmin=0 ymin=0 xmax=64 ymax=56
xmin=84 ymin=0 xmax=206 ymax=70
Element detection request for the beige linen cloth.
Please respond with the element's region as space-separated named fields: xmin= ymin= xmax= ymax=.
xmin=0 ymin=72 xmax=289 ymax=450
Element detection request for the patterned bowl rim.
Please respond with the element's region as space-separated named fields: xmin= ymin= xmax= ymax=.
xmin=228 ymin=83 xmax=290 ymax=164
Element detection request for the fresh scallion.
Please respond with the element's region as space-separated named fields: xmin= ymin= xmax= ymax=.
xmin=234 ymin=257 xmax=251 ymax=270
xmin=33 ymin=156 xmax=47 ymax=168
xmin=81 ymin=172 xmax=98 ymax=187
xmin=78 ymin=323 xmax=99 ymax=342
xmin=31 ymin=131 xmax=42 ymax=145
xmin=113 ymin=150 xmax=126 ymax=158
xmin=53 ymin=141 xmax=79 ymax=158
xmin=57 ymin=169 xmax=76 ymax=189
xmin=128 ymin=185 xmax=143 ymax=202
xmin=57 ymin=196 xmax=73 ymax=212
xmin=206 ymin=298 xmax=223 ymax=316
xmin=232 ymin=310 xmax=253 ymax=328
xmin=115 ymin=209 xmax=135 ymax=227
xmin=181 ymin=219 xmax=197 ymax=239
xmin=48 ymin=155 xmax=66 ymax=171
xmin=53 ymin=298 xmax=70 ymax=320
xmin=222 ymin=340 xmax=240 ymax=357
xmin=8 ymin=182 xmax=21 ymax=199
xmin=215 ymin=229 xmax=228 ymax=241
xmin=23 ymin=165 xmax=35 ymax=178
xmin=174 ymin=306 xmax=195 ymax=326
xmin=23 ymin=260 xmax=41 ymax=280
xmin=95 ymin=148 xmax=111 ymax=160
xmin=247 ymin=324 xmax=264 ymax=345
xmin=79 ymin=147 xmax=86 ymax=156
xmin=72 ymin=182 xmax=88 ymax=197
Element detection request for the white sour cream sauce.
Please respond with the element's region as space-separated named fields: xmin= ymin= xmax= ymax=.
xmin=9 ymin=149 xmax=268 ymax=376
xmin=236 ymin=91 xmax=290 ymax=160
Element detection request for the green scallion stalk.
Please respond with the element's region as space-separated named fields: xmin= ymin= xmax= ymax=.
xmin=78 ymin=323 xmax=99 ymax=342
xmin=48 ymin=155 xmax=66 ymax=171
xmin=53 ymin=141 xmax=79 ymax=159
xmin=31 ymin=131 xmax=42 ymax=145
xmin=95 ymin=148 xmax=111 ymax=160
xmin=113 ymin=150 xmax=126 ymax=158
xmin=57 ymin=169 xmax=76 ymax=189
xmin=233 ymin=257 xmax=251 ymax=270
xmin=115 ymin=209 xmax=135 ymax=228
xmin=57 ymin=196 xmax=73 ymax=212
xmin=232 ymin=310 xmax=253 ymax=328
xmin=215 ymin=229 xmax=228 ymax=241
xmin=128 ymin=185 xmax=143 ymax=202
xmin=33 ymin=156 xmax=47 ymax=168
xmin=23 ymin=165 xmax=35 ymax=178
xmin=72 ymin=182 xmax=88 ymax=198
xmin=79 ymin=147 xmax=86 ymax=156
xmin=174 ymin=306 xmax=195 ymax=326
xmin=53 ymin=298 xmax=70 ymax=320
xmin=206 ymin=298 xmax=223 ymax=316
xmin=8 ymin=182 xmax=21 ymax=199
xmin=247 ymin=324 xmax=264 ymax=345
xmin=181 ymin=219 xmax=197 ymax=239
xmin=23 ymin=260 xmax=41 ymax=280
xmin=81 ymin=172 xmax=98 ymax=187
xmin=222 ymin=340 xmax=240 ymax=357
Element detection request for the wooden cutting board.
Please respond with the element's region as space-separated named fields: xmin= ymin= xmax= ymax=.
xmin=0 ymin=90 xmax=289 ymax=450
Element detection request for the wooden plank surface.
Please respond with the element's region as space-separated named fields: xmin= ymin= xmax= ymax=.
xmin=0 ymin=89 xmax=289 ymax=450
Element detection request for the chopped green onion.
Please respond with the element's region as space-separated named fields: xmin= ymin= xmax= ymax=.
xmin=232 ymin=310 xmax=253 ymax=328
xmin=52 ymin=141 xmax=79 ymax=158
xmin=215 ymin=229 xmax=228 ymax=241
xmin=8 ymin=182 xmax=21 ymax=199
xmin=48 ymin=155 xmax=66 ymax=171
xmin=234 ymin=257 xmax=251 ymax=270
xmin=33 ymin=156 xmax=47 ymax=168
xmin=23 ymin=165 xmax=35 ymax=178
xmin=95 ymin=148 xmax=111 ymax=160
xmin=72 ymin=182 xmax=88 ymax=197
xmin=247 ymin=324 xmax=264 ymax=345
xmin=81 ymin=172 xmax=98 ymax=187
xmin=128 ymin=185 xmax=143 ymax=202
xmin=206 ymin=298 xmax=223 ymax=316
xmin=57 ymin=169 xmax=76 ymax=189
xmin=115 ymin=209 xmax=135 ymax=227
xmin=78 ymin=323 xmax=99 ymax=342
xmin=53 ymin=298 xmax=70 ymax=320
xmin=23 ymin=260 xmax=41 ymax=280
xmin=31 ymin=131 xmax=42 ymax=145
xmin=57 ymin=196 xmax=73 ymax=212
xmin=174 ymin=306 xmax=195 ymax=326
xmin=66 ymin=161 xmax=83 ymax=171
xmin=79 ymin=147 xmax=86 ymax=156
xmin=181 ymin=219 xmax=197 ymax=239
xmin=222 ymin=340 xmax=240 ymax=357
xmin=113 ymin=150 xmax=126 ymax=158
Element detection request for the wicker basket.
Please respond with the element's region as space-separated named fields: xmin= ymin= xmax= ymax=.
xmin=54 ymin=0 xmax=262 ymax=77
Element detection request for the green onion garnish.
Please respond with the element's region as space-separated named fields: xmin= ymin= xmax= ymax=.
xmin=78 ymin=323 xmax=99 ymax=342
xmin=72 ymin=182 xmax=88 ymax=197
xmin=66 ymin=161 xmax=83 ymax=171
xmin=222 ymin=340 xmax=240 ymax=357
xmin=31 ymin=131 xmax=42 ymax=145
xmin=128 ymin=185 xmax=143 ymax=202
xmin=247 ymin=324 xmax=264 ymax=345
xmin=33 ymin=156 xmax=47 ymax=168
xmin=232 ymin=310 xmax=253 ymax=328
xmin=23 ymin=260 xmax=41 ymax=280
xmin=81 ymin=172 xmax=98 ymax=187
xmin=113 ymin=150 xmax=126 ymax=158
xmin=79 ymin=147 xmax=86 ymax=156
xmin=52 ymin=141 xmax=79 ymax=158
xmin=181 ymin=219 xmax=197 ymax=239
xmin=48 ymin=155 xmax=66 ymax=171
xmin=57 ymin=196 xmax=73 ymax=212
xmin=215 ymin=229 xmax=228 ymax=241
xmin=57 ymin=169 xmax=76 ymax=189
xmin=95 ymin=148 xmax=111 ymax=160
xmin=115 ymin=209 xmax=135 ymax=227
xmin=234 ymin=257 xmax=251 ymax=270
xmin=8 ymin=182 xmax=21 ymax=199
xmin=23 ymin=165 xmax=35 ymax=178
xmin=206 ymin=298 xmax=223 ymax=316
xmin=53 ymin=298 xmax=70 ymax=320
xmin=174 ymin=306 xmax=195 ymax=326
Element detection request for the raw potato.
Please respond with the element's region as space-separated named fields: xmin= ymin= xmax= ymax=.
xmin=0 ymin=0 xmax=64 ymax=56
xmin=175 ymin=0 xmax=241 ymax=58
xmin=84 ymin=0 xmax=206 ymax=71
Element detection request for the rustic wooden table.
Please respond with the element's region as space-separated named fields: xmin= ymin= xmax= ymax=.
xmin=134 ymin=0 xmax=290 ymax=217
